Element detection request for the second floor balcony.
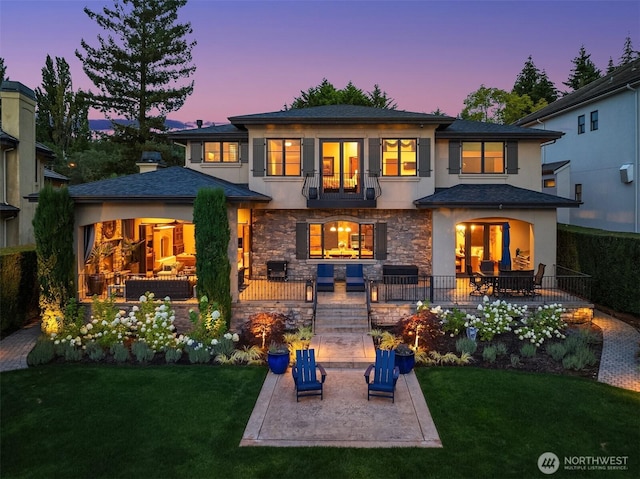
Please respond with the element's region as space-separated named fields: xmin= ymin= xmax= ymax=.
xmin=302 ymin=172 xmax=381 ymax=208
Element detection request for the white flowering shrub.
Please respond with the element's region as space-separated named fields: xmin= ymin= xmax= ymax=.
xmin=466 ymin=296 xmax=527 ymax=342
xmin=514 ymin=304 xmax=566 ymax=347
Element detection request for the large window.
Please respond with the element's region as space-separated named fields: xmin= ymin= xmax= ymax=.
xmin=461 ymin=142 xmax=504 ymax=174
xmin=204 ymin=142 xmax=239 ymax=162
xmin=382 ymin=139 xmax=416 ymax=176
xmin=267 ymin=139 xmax=301 ymax=176
xmin=309 ymin=221 xmax=374 ymax=259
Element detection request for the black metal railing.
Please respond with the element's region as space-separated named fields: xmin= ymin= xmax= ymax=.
xmin=369 ymin=271 xmax=592 ymax=305
xmin=302 ymin=172 xmax=381 ymax=201
xmin=238 ymin=275 xmax=314 ymax=301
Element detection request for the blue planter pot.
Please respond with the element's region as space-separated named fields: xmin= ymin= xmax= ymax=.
xmin=395 ymin=353 xmax=415 ymax=374
xmin=267 ymin=352 xmax=289 ymax=374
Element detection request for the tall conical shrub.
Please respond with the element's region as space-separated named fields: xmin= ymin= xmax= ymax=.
xmin=193 ymin=187 xmax=231 ymax=327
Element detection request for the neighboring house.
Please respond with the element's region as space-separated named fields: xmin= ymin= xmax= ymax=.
xmin=63 ymin=104 xmax=582 ymax=316
xmin=0 ymin=81 xmax=55 ymax=247
xmin=516 ymin=58 xmax=640 ymax=234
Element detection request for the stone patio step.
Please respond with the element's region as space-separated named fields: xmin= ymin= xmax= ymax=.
xmin=309 ymin=333 xmax=376 ymax=369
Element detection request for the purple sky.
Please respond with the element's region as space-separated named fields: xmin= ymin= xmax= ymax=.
xmin=1 ymin=0 xmax=639 ymax=125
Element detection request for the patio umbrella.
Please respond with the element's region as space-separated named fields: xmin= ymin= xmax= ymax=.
xmin=501 ymin=222 xmax=512 ymax=270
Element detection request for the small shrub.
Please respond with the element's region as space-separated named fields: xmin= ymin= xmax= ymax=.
xmin=85 ymin=341 xmax=106 ymax=361
xmin=110 ymin=342 xmax=130 ymax=363
xmin=494 ymin=342 xmax=508 ymax=356
xmin=378 ymin=331 xmax=402 ymax=350
xmin=546 ymin=342 xmax=567 ymax=361
xmin=455 ymin=337 xmax=478 ymax=355
xmin=131 ymin=341 xmax=155 ymax=363
xmin=510 ymin=354 xmax=521 ymax=368
xmin=520 ymin=343 xmax=537 ymax=358
xmin=482 ymin=345 xmax=497 ymax=363
xmin=439 ymin=307 xmax=470 ymax=336
xmin=186 ymin=344 xmax=211 ymax=364
xmin=165 ymin=347 xmax=182 ymax=364
xmin=27 ymin=337 xmax=55 ymax=366
xmin=230 ymin=345 xmax=263 ymax=365
xmin=62 ymin=343 xmax=83 ymax=362
xmin=563 ymin=344 xmax=597 ymax=371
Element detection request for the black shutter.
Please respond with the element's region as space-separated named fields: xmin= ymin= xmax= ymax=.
xmin=448 ymin=140 xmax=460 ymax=174
xmin=295 ymin=222 xmax=307 ymax=259
xmin=240 ymin=142 xmax=248 ymax=164
xmin=302 ymin=138 xmax=315 ymax=176
xmin=253 ymin=138 xmax=265 ymax=177
xmin=368 ymin=138 xmax=381 ymax=176
xmin=506 ymin=141 xmax=518 ymax=174
xmin=418 ymin=137 xmax=431 ymax=177
xmin=190 ymin=141 xmax=202 ymax=163
xmin=375 ymin=222 xmax=387 ymax=260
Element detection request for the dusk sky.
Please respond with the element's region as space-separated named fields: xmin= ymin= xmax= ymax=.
xmin=1 ymin=0 xmax=639 ymax=126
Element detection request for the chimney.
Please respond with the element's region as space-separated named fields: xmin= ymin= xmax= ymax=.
xmin=196 ymin=119 xmax=203 ymax=128
xmin=136 ymin=151 xmax=165 ymax=173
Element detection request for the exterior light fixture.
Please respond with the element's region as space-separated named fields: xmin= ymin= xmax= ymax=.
xmin=305 ymin=280 xmax=314 ymax=303
xmin=370 ymin=281 xmax=378 ymax=303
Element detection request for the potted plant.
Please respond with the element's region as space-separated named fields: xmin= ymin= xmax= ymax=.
xmin=85 ymin=242 xmax=114 ymax=296
xmin=267 ymin=342 xmax=290 ymax=374
xmin=394 ymin=343 xmax=416 ymax=374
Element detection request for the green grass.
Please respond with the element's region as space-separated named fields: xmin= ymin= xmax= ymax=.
xmin=1 ymin=365 xmax=639 ymax=479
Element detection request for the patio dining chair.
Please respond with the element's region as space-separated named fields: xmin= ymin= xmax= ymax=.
xmin=467 ymin=265 xmax=487 ymax=296
xmin=533 ymin=263 xmax=546 ymax=293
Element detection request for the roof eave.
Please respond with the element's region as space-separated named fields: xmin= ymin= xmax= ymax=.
xmin=414 ymin=202 xmax=581 ymax=209
xmin=436 ymin=131 xmax=563 ymax=141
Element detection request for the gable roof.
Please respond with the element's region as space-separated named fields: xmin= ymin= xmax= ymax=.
xmin=436 ymin=119 xmax=563 ymax=141
xmin=414 ymin=184 xmax=581 ymax=209
xmin=542 ymin=160 xmax=570 ymax=175
xmin=44 ymin=168 xmax=69 ymax=182
xmin=168 ymin=123 xmax=247 ymax=142
xmin=228 ymin=104 xmax=456 ymax=127
xmin=515 ymin=58 xmax=640 ymax=126
xmin=65 ymin=166 xmax=271 ymax=204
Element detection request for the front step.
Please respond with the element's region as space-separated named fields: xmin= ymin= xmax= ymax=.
xmin=314 ymin=303 xmax=369 ymax=334
xmin=309 ymin=333 xmax=376 ymax=368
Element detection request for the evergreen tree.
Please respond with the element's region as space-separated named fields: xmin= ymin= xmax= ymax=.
xmin=193 ymin=188 xmax=231 ymax=327
xmin=0 ymin=57 xmax=6 ymax=83
xmin=35 ymin=55 xmax=90 ymax=170
xmin=33 ymin=184 xmax=76 ymax=316
xmin=288 ymin=79 xmax=396 ymax=109
xmin=75 ymin=0 xmax=196 ymax=147
xmin=512 ymin=56 xmax=557 ymax=112
xmin=619 ymin=36 xmax=639 ymax=65
xmin=563 ymin=45 xmax=602 ymax=92
xmin=606 ymin=57 xmax=616 ymax=74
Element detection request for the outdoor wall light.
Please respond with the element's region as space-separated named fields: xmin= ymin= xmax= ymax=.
xmin=370 ymin=282 xmax=378 ymax=303
xmin=305 ymin=280 xmax=314 ymax=303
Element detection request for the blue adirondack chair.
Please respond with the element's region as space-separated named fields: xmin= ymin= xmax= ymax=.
xmin=292 ymin=349 xmax=327 ymax=402
xmin=316 ymin=264 xmax=335 ymax=292
xmin=364 ymin=349 xmax=400 ymax=403
xmin=346 ymin=263 xmax=365 ymax=292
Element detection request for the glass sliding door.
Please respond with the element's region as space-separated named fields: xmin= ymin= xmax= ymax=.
xmin=320 ymin=140 xmax=362 ymax=197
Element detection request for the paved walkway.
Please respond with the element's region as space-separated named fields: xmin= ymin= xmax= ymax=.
xmin=0 ymin=323 xmax=40 ymax=373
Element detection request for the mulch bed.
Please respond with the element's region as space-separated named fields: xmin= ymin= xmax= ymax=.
xmin=431 ymin=321 xmax=602 ymax=380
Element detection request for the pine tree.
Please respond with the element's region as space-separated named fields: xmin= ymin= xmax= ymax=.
xmin=0 ymin=57 xmax=7 ymax=83
xmin=619 ymin=36 xmax=639 ymax=65
xmin=563 ymin=45 xmax=602 ymax=92
xmin=606 ymin=57 xmax=616 ymax=74
xmin=35 ymin=55 xmax=90 ymax=169
xmin=288 ymin=79 xmax=396 ymax=109
xmin=512 ymin=57 xmax=557 ymax=114
xmin=194 ymin=188 xmax=231 ymax=327
xmin=75 ymin=0 xmax=196 ymax=146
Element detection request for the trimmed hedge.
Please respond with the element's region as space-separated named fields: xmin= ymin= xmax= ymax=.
xmin=0 ymin=247 xmax=39 ymax=338
xmin=557 ymin=224 xmax=640 ymax=315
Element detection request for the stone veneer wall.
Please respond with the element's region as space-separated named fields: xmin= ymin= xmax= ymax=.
xmin=250 ymin=209 xmax=432 ymax=280
xmin=230 ymin=302 xmax=314 ymax=332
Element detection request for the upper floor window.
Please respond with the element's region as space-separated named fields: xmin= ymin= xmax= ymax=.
xmin=590 ymin=111 xmax=598 ymax=131
xmin=543 ymin=178 xmax=556 ymax=188
xmin=382 ymin=139 xmax=417 ymax=176
xmin=461 ymin=142 xmax=504 ymax=174
xmin=267 ymin=139 xmax=301 ymax=176
xmin=575 ymin=183 xmax=582 ymax=202
xmin=578 ymin=115 xmax=585 ymax=134
xmin=204 ymin=142 xmax=239 ymax=163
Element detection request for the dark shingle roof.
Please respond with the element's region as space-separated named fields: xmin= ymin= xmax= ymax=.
xmin=436 ymin=119 xmax=563 ymax=141
xmin=515 ymin=58 xmax=640 ymax=126
xmin=0 ymin=129 xmax=19 ymax=146
xmin=168 ymin=123 xmax=247 ymax=142
xmin=66 ymin=166 xmax=271 ymax=204
xmin=542 ymin=161 xmax=570 ymax=175
xmin=414 ymin=184 xmax=581 ymax=209
xmin=44 ymin=168 xmax=69 ymax=182
xmin=0 ymin=202 xmax=20 ymax=216
xmin=228 ymin=104 xmax=455 ymax=126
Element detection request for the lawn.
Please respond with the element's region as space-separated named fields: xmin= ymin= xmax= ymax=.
xmin=1 ymin=365 xmax=638 ymax=479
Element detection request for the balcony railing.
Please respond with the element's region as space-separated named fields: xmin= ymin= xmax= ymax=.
xmin=239 ymin=275 xmax=313 ymax=301
xmin=302 ymin=172 xmax=381 ymax=207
